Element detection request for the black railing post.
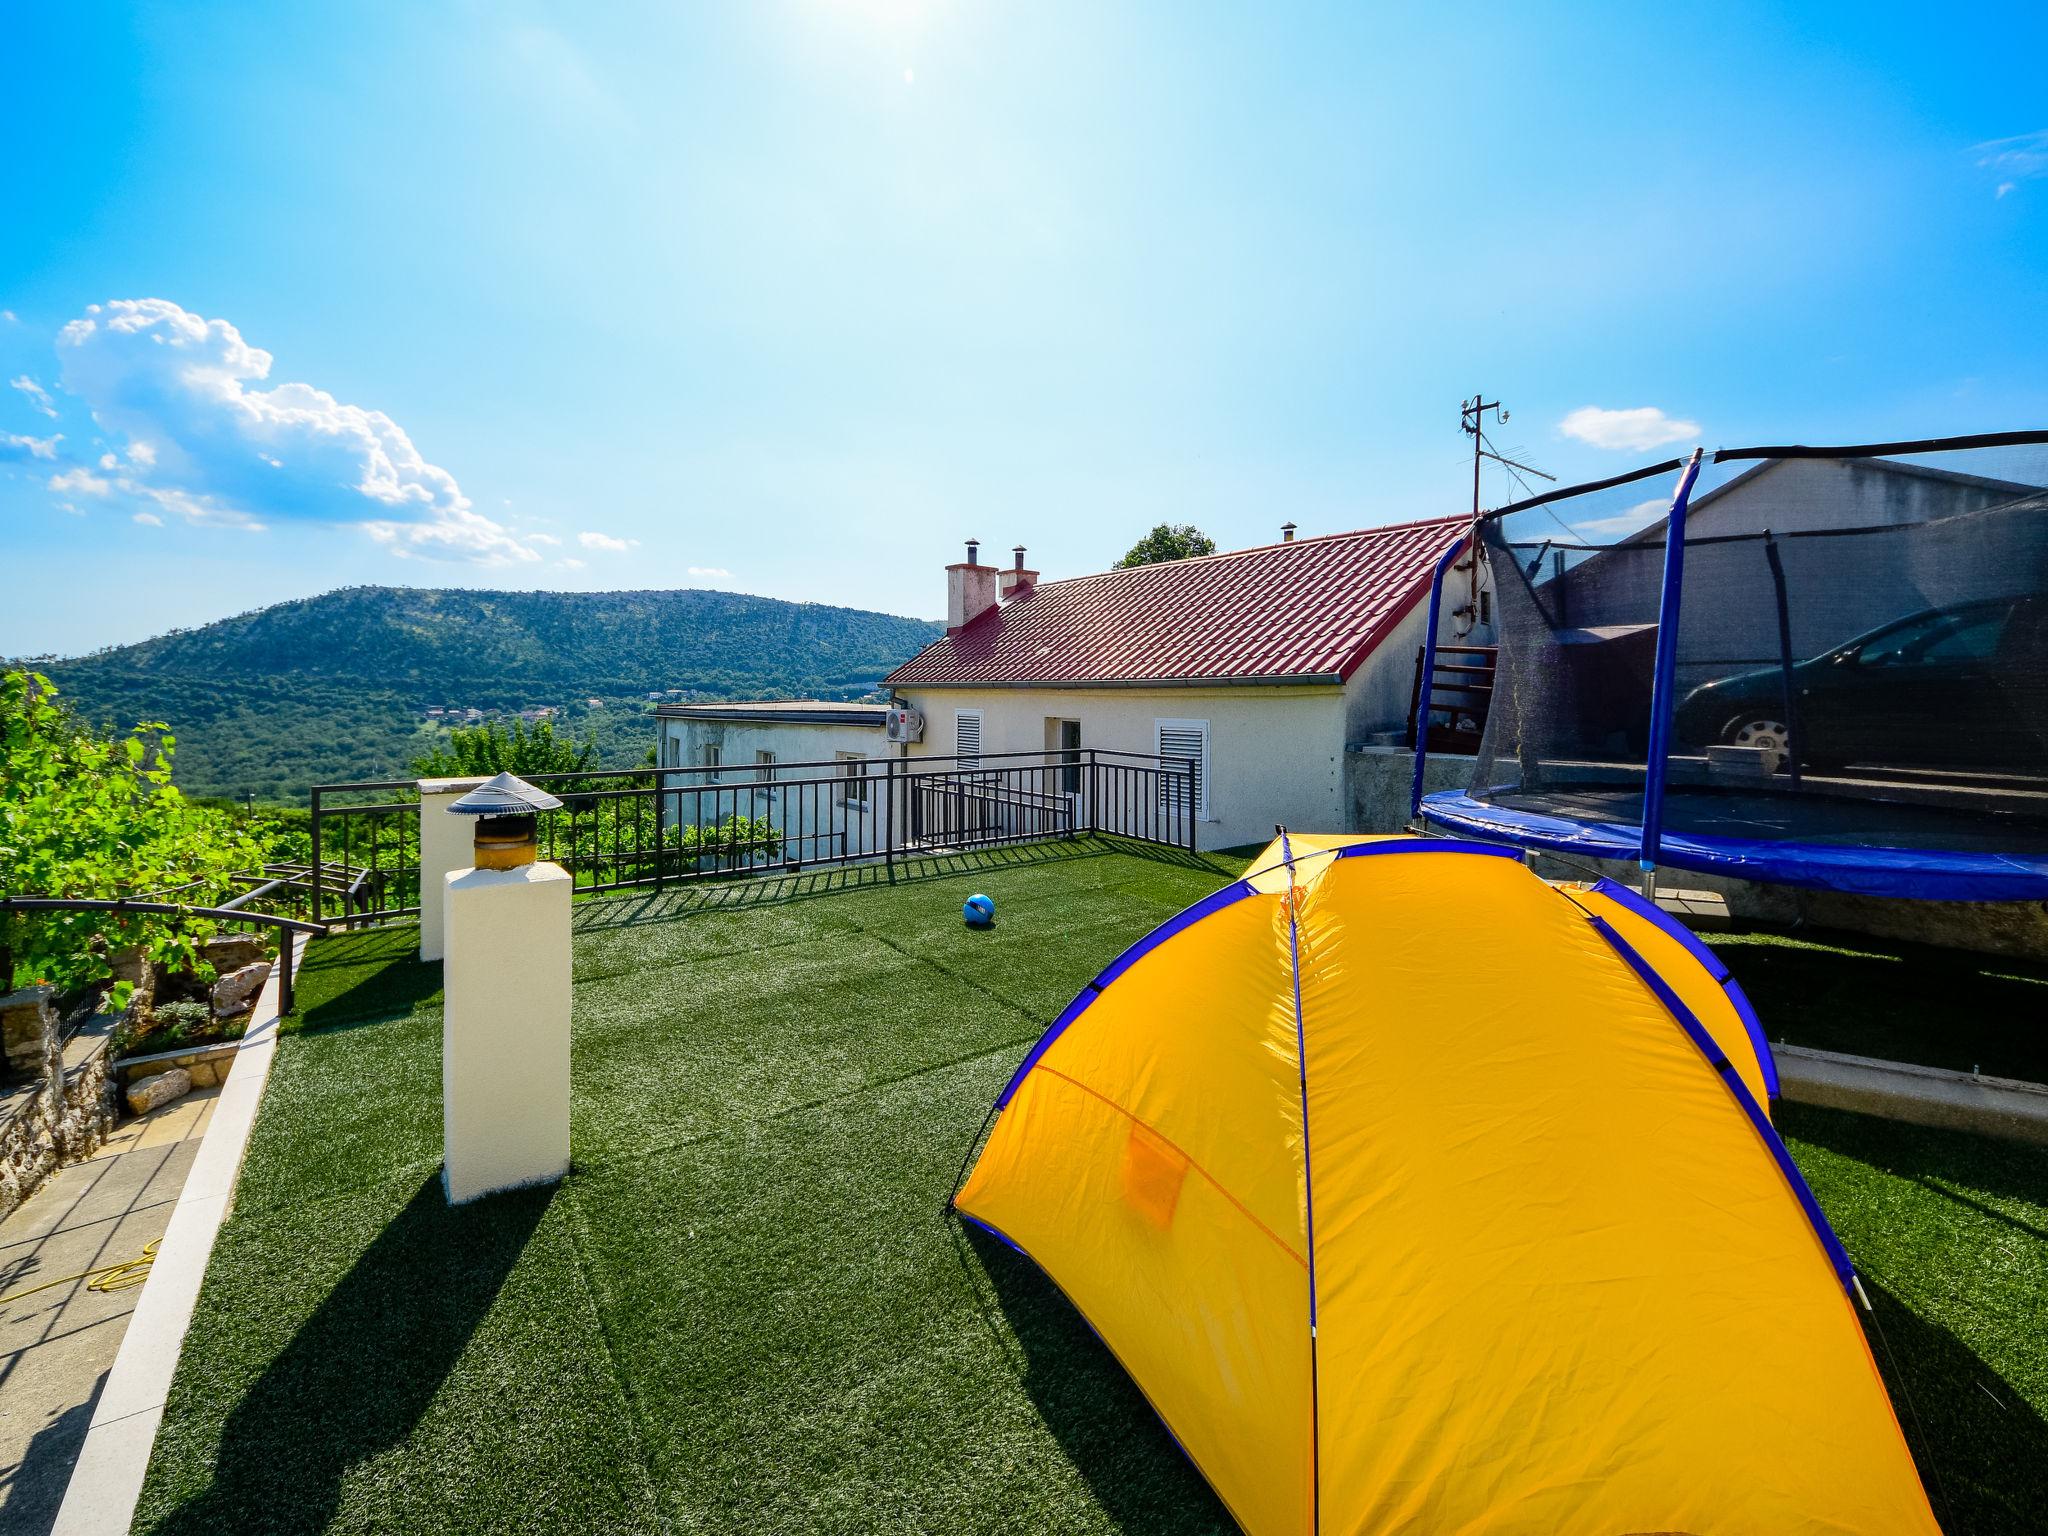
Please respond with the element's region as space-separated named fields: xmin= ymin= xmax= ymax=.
xmin=885 ymin=755 xmax=897 ymax=873
xmin=1185 ymin=757 xmax=1197 ymax=849
xmin=279 ymin=930 xmax=296 ymax=1016
xmin=308 ymin=789 xmax=323 ymax=924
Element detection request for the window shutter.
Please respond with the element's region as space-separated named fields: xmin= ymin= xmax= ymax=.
xmin=955 ymin=710 xmax=983 ymax=769
xmin=1155 ymin=720 xmax=1208 ymax=820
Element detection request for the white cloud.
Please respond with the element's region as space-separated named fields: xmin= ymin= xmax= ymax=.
xmin=133 ymin=511 xmax=163 ymax=526
xmin=48 ymin=466 xmax=110 ymax=495
xmin=526 ymin=531 xmax=562 ymax=546
xmin=1974 ymin=129 xmax=2048 ymax=192
xmin=1 ymin=311 xmax=16 ymax=324
xmin=578 ymin=530 xmax=639 ymax=552
xmin=687 ymin=566 xmax=732 ymax=580
xmin=1559 ymin=405 xmax=1700 ymax=452
xmin=557 ymin=556 xmax=587 ymax=570
xmin=10 ymin=375 xmax=57 ymax=418
xmin=2 ymin=430 xmax=60 ymax=462
xmin=53 ymin=298 xmax=537 ymax=564
xmin=1572 ymin=497 xmax=1670 ymax=538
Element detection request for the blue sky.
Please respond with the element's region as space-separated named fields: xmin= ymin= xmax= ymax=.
xmin=3 ymin=0 xmax=2044 ymax=655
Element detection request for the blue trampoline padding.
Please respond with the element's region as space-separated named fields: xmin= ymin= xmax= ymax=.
xmin=1420 ymin=791 xmax=2048 ymax=903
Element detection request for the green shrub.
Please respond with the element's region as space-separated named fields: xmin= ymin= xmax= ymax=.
xmin=667 ymin=814 xmax=784 ymax=863
xmin=148 ymin=999 xmax=214 ymax=1049
xmin=1 ymin=671 xmax=269 ymax=1005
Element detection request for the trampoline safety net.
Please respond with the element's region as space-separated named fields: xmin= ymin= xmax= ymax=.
xmin=1451 ymin=435 xmax=2048 ymax=899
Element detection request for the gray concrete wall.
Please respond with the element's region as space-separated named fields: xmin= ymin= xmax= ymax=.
xmin=1345 ymin=745 xmax=1476 ymax=834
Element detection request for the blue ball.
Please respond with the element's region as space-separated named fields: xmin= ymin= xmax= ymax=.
xmin=963 ymin=893 xmax=996 ymax=928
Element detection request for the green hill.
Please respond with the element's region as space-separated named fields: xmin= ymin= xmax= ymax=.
xmin=22 ymin=586 xmax=941 ymax=802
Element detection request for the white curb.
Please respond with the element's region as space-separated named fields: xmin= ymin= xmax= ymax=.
xmin=1778 ymin=1042 xmax=2048 ymax=1145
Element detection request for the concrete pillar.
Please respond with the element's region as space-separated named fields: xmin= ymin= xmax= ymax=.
xmin=417 ymin=777 xmax=487 ymax=961
xmin=442 ymin=861 xmax=572 ymax=1204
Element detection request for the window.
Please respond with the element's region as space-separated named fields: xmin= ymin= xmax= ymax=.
xmin=1852 ymin=606 xmax=2010 ymax=669
xmin=702 ymin=744 xmax=721 ymax=781
xmin=955 ymin=709 xmax=983 ymax=770
xmin=836 ymin=751 xmax=869 ymax=806
xmin=1918 ymin=608 xmax=2009 ymax=664
xmin=1155 ymin=719 xmax=1209 ymax=821
xmin=755 ymin=749 xmax=778 ymax=785
xmin=660 ymin=733 xmax=681 ymax=770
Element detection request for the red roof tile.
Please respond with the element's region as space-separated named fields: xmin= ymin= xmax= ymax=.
xmin=886 ymin=516 xmax=1468 ymax=688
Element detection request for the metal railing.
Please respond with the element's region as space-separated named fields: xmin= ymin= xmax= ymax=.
xmin=0 ymin=897 xmax=327 ymax=1014
xmin=310 ymin=748 xmax=1198 ymax=928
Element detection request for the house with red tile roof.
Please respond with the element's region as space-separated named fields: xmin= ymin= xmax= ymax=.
xmin=881 ymin=520 xmax=1490 ymax=849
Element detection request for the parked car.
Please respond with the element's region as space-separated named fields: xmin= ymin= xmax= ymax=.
xmin=1674 ymin=595 xmax=2048 ymax=770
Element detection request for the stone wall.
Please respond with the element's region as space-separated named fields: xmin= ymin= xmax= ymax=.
xmin=0 ymin=995 xmax=120 ymax=1224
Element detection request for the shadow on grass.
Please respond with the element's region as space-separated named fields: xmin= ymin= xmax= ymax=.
xmin=1783 ymin=1101 xmax=2048 ymax=1224
xmin=570 ymin=834 xmax=1230 ymax=936
xmin=1718 ymin=928 xmax=2048 ymax=1082
xmin=287 ymin=927 xmax=442 ymax=1035
xmin=952 ymin=1221 xmax=1233 ymax=1536
xmin=1861 ymin=1278 xmax=2048 ymax=1536
xmin=143 ymin=1176 xmax=548 ymax=1536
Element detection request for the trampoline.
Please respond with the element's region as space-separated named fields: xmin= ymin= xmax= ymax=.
xmin=1414 ymin=430 xmax=2048 ymax=902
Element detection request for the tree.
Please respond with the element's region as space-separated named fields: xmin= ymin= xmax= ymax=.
xmin=1 ymin=671 xmax=267 ymax=1001
xmin=1115 ymin=523 xmax=1217 ymax=568
xmin=410 ymin=717 xmax=598 ymax=780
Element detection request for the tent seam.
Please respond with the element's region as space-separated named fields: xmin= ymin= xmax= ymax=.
xmin=1029 ymin=1065 xmax=1308 ymax=1268
xmin=1278 ymin=829 xmax=1324 ymax=1536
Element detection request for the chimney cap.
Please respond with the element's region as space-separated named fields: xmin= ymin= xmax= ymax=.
xmin=1011 ymin=545 xmax=1027 ymax=569
xmin=1281 ymin=522 xmax=1298 ymax=541
xmin=447 ymin=771 xmax=563 ymax=817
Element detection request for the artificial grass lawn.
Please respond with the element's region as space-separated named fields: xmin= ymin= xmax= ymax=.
xmin=136 ymin=840 xmax=2048 ymax=1534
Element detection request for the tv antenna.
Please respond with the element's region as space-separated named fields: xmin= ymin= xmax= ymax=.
xmin=1457 ymin=395 xmax=1556 ymax=627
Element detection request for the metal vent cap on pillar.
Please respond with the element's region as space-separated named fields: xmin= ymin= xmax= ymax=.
xmin=446 ymin=772 xmax=564 ymax=816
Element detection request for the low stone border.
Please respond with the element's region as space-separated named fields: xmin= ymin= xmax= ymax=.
xmin=1778 ymin=1043 xmax=2048 ymax=1145
xmin=51 ymin=933 xmax=307 ymax=1536
xmin=115 ymin=1039 xmax=242 ymax=1089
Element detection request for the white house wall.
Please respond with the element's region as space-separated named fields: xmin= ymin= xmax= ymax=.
xmin=656 ymin=717 xmax=889 ymax=864
xmin=898 ymin=684 xmax=1346 ymax=852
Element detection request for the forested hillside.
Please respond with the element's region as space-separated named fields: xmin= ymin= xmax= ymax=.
xmin=22 ymin=587 xmax=941 ymax=802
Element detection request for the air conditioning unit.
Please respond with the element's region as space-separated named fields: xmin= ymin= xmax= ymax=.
xmin=884 ymin=705 xmax=926 ymax=744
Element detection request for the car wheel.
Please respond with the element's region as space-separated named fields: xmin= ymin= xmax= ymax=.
xmin=1723 ymin=717 xmax=1789 ymax=756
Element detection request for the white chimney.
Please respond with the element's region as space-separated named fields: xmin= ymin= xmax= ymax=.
xmin=947 ymin=539 xmax=999 ymax=632
xmin=999 ymin=544 xmax=1039 ymax=601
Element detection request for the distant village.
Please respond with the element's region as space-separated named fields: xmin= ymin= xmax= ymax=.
xmin=420 ymin=689 xmax=716 ymax=729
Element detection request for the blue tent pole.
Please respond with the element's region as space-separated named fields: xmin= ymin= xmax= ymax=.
xmin=1639 ymin=448 xmax=1706 ymax=873
xmin=1409 ymin=531 xmax=1472 ymax=820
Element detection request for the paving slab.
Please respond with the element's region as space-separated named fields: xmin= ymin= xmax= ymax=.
xmin=0 ymin=1088 xmax=218 ymax=1536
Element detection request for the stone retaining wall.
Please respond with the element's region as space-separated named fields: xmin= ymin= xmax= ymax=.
xmin=0 ymin=997 xmax=119 ymax=1223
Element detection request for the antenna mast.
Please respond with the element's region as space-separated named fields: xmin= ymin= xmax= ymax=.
xmin=1458 ymin=394 xmax=1555 ymax=620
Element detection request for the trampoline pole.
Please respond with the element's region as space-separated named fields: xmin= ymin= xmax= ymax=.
xmin=1639 ymin=449 xmax=1705 ymax=879
xmin=1763 ymin=534 xmax=1803 ymax=789
xmin=1410 ymin=531 xmax=1471 ymax=821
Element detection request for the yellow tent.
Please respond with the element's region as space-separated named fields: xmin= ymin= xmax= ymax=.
xmin=954 ymin=833 xmax=1937 ymax=1535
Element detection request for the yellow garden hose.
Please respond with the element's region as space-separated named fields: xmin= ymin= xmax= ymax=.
xmin=0 ymin=1239 xmax=159 ymax=1313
